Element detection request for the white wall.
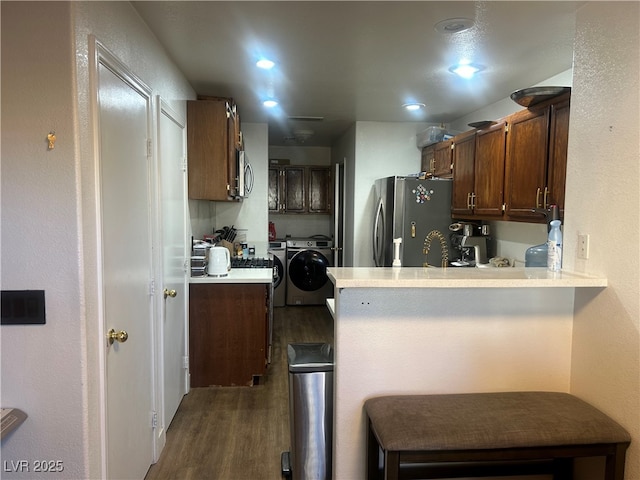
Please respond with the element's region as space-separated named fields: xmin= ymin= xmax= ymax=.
xmin=267 ymin=145 xmax=333 ymax=239
xmin=1 ymin=2 xmax=195 ymax=478
xmin=213 ymin=122 xmax=270 ymax=254
xmin=1 ymin=4 xmax=86 ymax=478
xmin=332 ymin=124 xmax=357 ymax=265
xmin=351 ymin=121 xmax=427 ymax=267
xmin=565 ymin=3 xmax=639 ymax=478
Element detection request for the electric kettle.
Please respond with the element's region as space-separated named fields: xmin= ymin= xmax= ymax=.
xmin=207 ymin=246 xmax=231 ymax=276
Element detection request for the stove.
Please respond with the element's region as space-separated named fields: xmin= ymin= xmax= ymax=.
xmin=231 ymin=257 xmax=273 ymax=269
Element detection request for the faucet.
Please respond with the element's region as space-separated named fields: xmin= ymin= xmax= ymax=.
xmin=532 ymin=204 xmax=560 ymax=232
xmin=423 ymin=230 xmax=449 ymax=268
xmin=460 ymin=236 xmax=488 ymax=265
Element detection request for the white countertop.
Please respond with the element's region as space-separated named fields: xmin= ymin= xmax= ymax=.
xmin=327 ymin=267 xmax=607 ymax=289
xmin=189 ymin=268 xmax=273 ymax=284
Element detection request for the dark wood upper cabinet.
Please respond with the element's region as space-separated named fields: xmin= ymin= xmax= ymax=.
xmin=451 ymin=130 xmax=476 ymax=216
xmin=474 ymin=121 xmax=507 ymax=218
xmin=187 ymin=98 xmax=240 ymax=201
xmin=421 ymin=141 xmax=452 ymax=178
xmin=547 ymin=98 xmax=570 ymax=218
xmin=451 ymin=123 xmax=506 ymax=220
xmin=283 ymin=166 xmax=306 ymax=213
xmin=504 ymin=93 xmax=570 ymax=221
xmin=452 ymin=93 xmax=569 ymax=223
xmin=504 ymin=107 xmax=550 ymax=220
xmin=269 ymin=165 xmax=332 ymax=214
xmin=420 ymin=144 xmax=435 ymax=174
xmin=433 ymin=140 xmax=453 ymax=178
xmin=268 ymin=167 xmax=281 ymax=211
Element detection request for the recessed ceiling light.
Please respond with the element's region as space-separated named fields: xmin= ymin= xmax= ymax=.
xmin=402 ymin=102 xmax=425 ymax=111
xmin=449 ymin=62 xmax=484 ymax=79
xmin=434 ymin=18 xmax=474 ymax=34
xmin=256 ymin=58 xmax=275 ymax=70
xmin=263 ymin=99 xmax=278 ymax=108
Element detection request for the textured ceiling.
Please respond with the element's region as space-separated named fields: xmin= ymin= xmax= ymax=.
xmin=132 ymin=1 xmax=582 ymax=146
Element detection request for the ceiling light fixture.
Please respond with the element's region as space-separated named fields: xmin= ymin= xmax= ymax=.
xmin=434 ymin=18 xmax=474 ymax=34
xmin=402 ymin=102 xmax=425 ymax=112
xmin=449 ymin=62 xmax=484 ymax=79
xmin=263 ymin=99 xmax=278 ymax=108
xmin=256 ymin=58 xmax=275 ymax=70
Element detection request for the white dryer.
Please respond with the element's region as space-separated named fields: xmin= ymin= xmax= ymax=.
xmin=268 ymin=240 xmax=287 ymax=307
xmin=286 ymin=238 xmax=333 ymax=306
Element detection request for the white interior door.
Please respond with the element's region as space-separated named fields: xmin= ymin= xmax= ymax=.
xmin=158 ymin=99 xmax=188 ymax=428
xmin=97 ymin=50 xmax=155 ymax=479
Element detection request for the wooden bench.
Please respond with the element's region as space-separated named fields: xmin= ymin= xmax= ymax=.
xmin=364 ymin=392 xmax=630 ymax=480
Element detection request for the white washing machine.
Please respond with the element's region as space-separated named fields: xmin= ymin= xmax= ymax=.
xmin=286 ymin=238 xmax=333 ymax=306
xmin=268 ymin=240 xmax=287 ymax=307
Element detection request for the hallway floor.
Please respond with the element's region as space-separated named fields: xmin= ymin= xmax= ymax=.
xmin=145 ymin=305 xmax=334 ymax=480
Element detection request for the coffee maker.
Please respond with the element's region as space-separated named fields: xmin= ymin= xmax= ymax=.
xmin=449 ymin=222 xmax=490 ymax=266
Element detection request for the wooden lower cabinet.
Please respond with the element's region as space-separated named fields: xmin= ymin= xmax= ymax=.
xmin=189 ymin=283 xmax=268 ymax=387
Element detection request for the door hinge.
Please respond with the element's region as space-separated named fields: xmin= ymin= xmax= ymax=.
xmin=149 ymin=279 xmax=156 ymax=296
xmin=181 ymin=157 xmax=187 ymax=172
xmin=183 ymin=356 xmax=189 ymax=369
xmin=146 ymin=139 xmax=152 ymax=158
xmin=151 ymin=411 xmax=158 ymax=429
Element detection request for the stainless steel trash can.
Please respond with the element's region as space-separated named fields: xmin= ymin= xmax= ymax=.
xmin=282 ymin=343 xmax=334 ymax=480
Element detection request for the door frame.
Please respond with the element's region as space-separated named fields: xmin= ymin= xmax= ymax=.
xmin=89 ymin=36 xmax=162 ymax=476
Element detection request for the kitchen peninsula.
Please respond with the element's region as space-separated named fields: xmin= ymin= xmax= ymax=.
xmin=327 ymin=266 xmax=607 ymax=479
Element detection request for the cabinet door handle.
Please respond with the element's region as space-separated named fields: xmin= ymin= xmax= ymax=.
xmin=467 ymin=193 xmax=472 ymax=209
xmin=543 ymin=187 xmax=549 ymax=209
xmin=536 ymin=187 xmax=542 ymax=208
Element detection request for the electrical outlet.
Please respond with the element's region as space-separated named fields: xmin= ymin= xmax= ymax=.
xmin=578 ymin=234 xmax=590 ymax=259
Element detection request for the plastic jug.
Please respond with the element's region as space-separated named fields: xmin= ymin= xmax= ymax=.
xmin=525 ymin=243 xmax=548 ymax=267
xmin=547 ymin=220 xmax=563 ymax=271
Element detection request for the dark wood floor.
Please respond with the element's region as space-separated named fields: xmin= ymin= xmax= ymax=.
xmin=145 ymin=305 xmax=334 ymax=480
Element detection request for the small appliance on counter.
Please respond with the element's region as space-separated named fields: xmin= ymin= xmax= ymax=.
xmin=207 ymin=246 xmax=231 ymax=277
xmin=449 ymin=222 xmax=491 ymax=266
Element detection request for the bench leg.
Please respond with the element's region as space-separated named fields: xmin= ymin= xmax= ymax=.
xmin=384 ymin=451 xmax=400 ymax=480
xmin=366 ymin=418 xmax=383 ymax=480
xmin=605 ymin=443 xmax=628 ymax=480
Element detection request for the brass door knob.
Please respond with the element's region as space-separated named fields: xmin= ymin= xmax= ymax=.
xmin=163 ymin=288 xmax=177 ymax=299
xmin=107 ymin=328 xmax=128 ymax=345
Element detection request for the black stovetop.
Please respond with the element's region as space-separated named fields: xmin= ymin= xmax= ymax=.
xmin=231 ymin=257 xmax=273 ymax=269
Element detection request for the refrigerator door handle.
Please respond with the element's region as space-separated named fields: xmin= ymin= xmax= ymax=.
xmin=373 ymin=199 xmax=384 ymax=266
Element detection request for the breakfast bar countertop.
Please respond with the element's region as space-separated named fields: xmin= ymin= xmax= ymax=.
xmin=327 ymin=267 xmax=607 ymax=289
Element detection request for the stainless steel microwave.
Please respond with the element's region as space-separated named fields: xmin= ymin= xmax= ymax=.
xmin=234 ymin=150 xmax=253 ymax=199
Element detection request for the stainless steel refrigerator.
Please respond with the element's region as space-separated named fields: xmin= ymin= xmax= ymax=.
xmin=373 ymin=176 xmax=455 ymax=267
